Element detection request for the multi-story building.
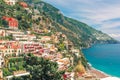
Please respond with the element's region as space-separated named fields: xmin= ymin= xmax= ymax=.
xmin=4 ymin=0 xmax=17 ymax=5
xmin=19 ymin=2 xmax=28 ymax=8
xmin=0 ymin=41 xmax=21 ymax=56
xmin=2 ymin=16 xmax=18 ymax=30
xmin=21 ymin=42 xmax=43 ymax=54
xmin=13 ymin=34 xmax=36 ymax=41
xmin=0 ymin=69 xmax=3 ymax=79
xmin=0 ymin=53 xmax=4 ymax=68
xmin=0 ymin=30 xmax=5 ymax=37
xmin=41 ymin=36 xmax=51 ymax=43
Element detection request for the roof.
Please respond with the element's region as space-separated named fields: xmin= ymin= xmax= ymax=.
xmin=11 ymin=42 xmax=21 ymax=49
xmin=42 ymin=36 xmax=51 ymax=38
xmin=2 ymin=16 xmax=18 ymax=28
xmin=0 ymin=45 xmax=7 ymax=49
xmin=2 ymin=16 xmax=18 ymax=22
xmin=19 ymin=2 xmax=28 ymax=8
xmin=0 ymin=41 xmax=21 ymax=49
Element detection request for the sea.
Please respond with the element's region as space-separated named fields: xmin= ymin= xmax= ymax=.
xmin=82 ymin=44 xmax=120 ymax=77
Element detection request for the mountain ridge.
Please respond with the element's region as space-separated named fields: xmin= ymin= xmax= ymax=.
xmin=29 ymin=1 xmax=118 ymax=48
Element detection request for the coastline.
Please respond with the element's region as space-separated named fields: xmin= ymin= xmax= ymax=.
xmin=87 ymin=63 xmax=109 ymax=78
xmin=90 ymin=67 xmax=110 ymax=78
xmin=82 ymin=44 xmax=120 ymax=80
xmin=88 ymin=64 xmax=120 ymax=80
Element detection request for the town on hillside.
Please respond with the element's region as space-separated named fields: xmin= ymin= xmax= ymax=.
xmin=0 ymin=0 xmax=103 ymax=80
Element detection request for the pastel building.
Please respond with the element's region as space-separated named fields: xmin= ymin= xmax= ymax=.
xmin=4 ymin=0 xmax=17 ymax=5
xmin=21 ymin=42 xmax=43 ymax=54
xmin=0 ymin=30 xmax=5 ymax=37
xmin=19 ymin=2 xmax=28 ymax=8
xmin=0 ymin=70 xmax=3 ymax=79
xmin=0 ymin=41 xmax=21 ymax=56
xmin=12 ymin=34 xmax=36 ymax=41
xmin=0 ymin=53 xmax=4 ymax=68
xmin=41 ymin=36 xmax=51 ymax=43
xmin=2 ymin=16 xmax=18 ymax=29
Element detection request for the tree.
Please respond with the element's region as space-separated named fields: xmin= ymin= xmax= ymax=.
xmin=3 ymin=68 xmax=12 ymax=76
xmin=24 ymin=54 xmax=64 ymax=80
xmin=7 ymin=34 xmax=13 ymax=40
xmin=58 ymin=43 xmax=65 ymax=51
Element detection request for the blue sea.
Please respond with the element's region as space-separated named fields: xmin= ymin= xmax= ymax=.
xmin=82 ymin=44 xmax=120 ymax=77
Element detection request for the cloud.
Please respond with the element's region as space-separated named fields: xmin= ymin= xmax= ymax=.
xmin=99 ymin=21 xmax=120 ymax=30
xmin=109 ymin=34 xmax=120 ymax=38
xmin=44 ymin=0 xmax=120 ymax=40
xmin=84 ymin=7 xmax=120 ymax=22
xmin=109 ymin=34 xmax=120 ymax=40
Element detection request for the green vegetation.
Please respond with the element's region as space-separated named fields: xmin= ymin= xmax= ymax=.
xmin=3 ymin=54 xmax=64 ymax=80
xmin=30 ymin=1 xmax=118 ymax=48
xmin=24 ymin=54 xmax=64 ymax=80
xmin=0 ymin=0 xmax=118 ymax=47
xmin=0 ymin=0 xmax=119 ymax=79
xmin=58 ymin=43 xmax=65 ymax=51
xmin=0 ymin=0 xmax=32 ymax=30
xmin=24 ymin=0 xmax=42 ymax=3
xmin=3 ymin=57 xmax=25 ymax=76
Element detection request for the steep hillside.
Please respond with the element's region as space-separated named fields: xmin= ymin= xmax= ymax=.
xmin=28 ymin=1 xmax=118 ymax=48
xmin=0 ymin=0 xmax=118 ymax=48
xmin=0 ymin=0 xmax=118 ymax=78
xmin=0 ymin=0 xmax=33 ymax=30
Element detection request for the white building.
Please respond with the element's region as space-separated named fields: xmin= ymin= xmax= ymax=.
xmin=0 ymin=53 xmax=4 ymax=68
xmin=0 ymin=41 xmax=22 ymax=56
xmin=6 ymin=30 xmax=24 ymax=36
xmin=4 ymin=0 xmax=17 ymax=5
xmin=13 ymin=34 xmax=36 ymax=41
xmin=0 ymin=69 xmax=3 ymax=79
xmin=0 ymin=30 xmax=5 ymax=37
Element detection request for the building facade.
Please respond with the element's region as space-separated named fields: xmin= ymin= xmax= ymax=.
xmin=4 ymin=0 xmax=17 ymax=5
xmin=2 ymin=16 xmax=18 ymax=30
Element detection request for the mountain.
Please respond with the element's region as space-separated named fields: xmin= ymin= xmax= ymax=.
xmin=26 ymin=1 xmax=118 ymax=48
xmin=0 ymin=0 xmax=118 ymax=48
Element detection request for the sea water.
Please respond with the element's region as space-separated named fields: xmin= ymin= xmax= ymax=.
xmin=82 ymin=44 xmax=120 ymax=77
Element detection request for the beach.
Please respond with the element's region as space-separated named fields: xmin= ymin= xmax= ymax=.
xmin=89 ymin=68 xmax=120 ymax=80
xmin=89 ymin=68 xmax=109 ymax=78
xmin=86 ymin=62 xmax=120 ymax=80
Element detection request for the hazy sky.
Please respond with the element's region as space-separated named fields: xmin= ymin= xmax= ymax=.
xmin=44 ymin=0 xmax=120 ymax=40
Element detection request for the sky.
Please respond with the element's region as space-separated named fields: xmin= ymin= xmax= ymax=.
xmin=44 ymin=0 xmax=120 ymax=41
